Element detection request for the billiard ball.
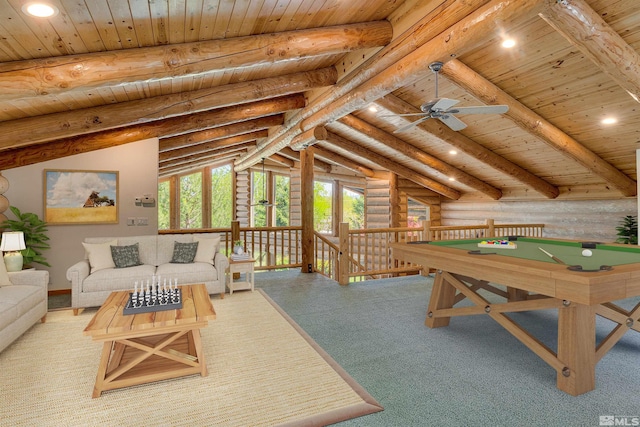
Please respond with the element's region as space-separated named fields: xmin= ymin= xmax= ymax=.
xmin=582 ymin=249 xmax=593 ymax=257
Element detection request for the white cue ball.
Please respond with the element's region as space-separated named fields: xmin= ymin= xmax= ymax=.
xmin=581 ymin=249 xmax=593 ymax=257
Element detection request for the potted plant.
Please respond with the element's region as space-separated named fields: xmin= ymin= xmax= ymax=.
xmin=615 ymin=215 xmax=638 ymax=245
xmin=0 ymin=206 xmax=50 ymax=268
xmin=233 ymin=239 xmax=244 ymax=255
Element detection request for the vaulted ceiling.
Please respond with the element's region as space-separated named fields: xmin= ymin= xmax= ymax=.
xmin=1 ymin=0 xmax=639 ymax=202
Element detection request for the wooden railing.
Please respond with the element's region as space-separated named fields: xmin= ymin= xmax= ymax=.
xmin=160 ymin=226 xmax=302 ymax=270
xmin=160 ymin=219 xmax=544 ymax=285
xmin=235 ymin=226 xmax=303 ymax=270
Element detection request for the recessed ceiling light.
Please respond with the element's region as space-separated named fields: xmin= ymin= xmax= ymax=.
xmin=602 ymin=117 xmax=617 ymax=125
xmin=448 ymin=177 xmax=455 ymax=181
xmin=368 ymin=106 xmax=378 ymax=113
xmin=449 ymin=150 xmax=457 ymax=155
xmin=501 ymin=38 xmax=516 ymax=48
xmin=22 ymin=2 xmax=59 ymax=18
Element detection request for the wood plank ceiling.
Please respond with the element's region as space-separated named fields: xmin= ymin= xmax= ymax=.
xmin=1 ymin=0 xmax=639 ymax=202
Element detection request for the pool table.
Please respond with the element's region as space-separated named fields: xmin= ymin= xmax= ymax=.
xmin=391 ymin=236 xmax=640 ymax=396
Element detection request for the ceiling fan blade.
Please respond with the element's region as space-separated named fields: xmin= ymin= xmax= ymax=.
xmin=448 ymin=105 xmax=509 ymax=115
xmin=431 ymin=98 xmax=459 ymax=111
xmin=438 ymin=114 xmax=467 ymax=131
xmin=393 ymin=115 xmax=433 ymax=133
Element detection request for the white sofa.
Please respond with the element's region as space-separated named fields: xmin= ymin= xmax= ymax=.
xmin=0 ymin=269 xmax=49 ymax=353
xmin=66 ymin=234 xmax=228 ymax=313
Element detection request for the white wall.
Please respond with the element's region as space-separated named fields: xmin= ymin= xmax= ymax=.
xmin=2 ymin=138 xmax=159 ymax=290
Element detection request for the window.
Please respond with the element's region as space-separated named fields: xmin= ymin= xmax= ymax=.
xmin=342 ymin=186 xmax=364 ymax=229
xmin=179 ymin=172 xmax=202 ymax=229
xmin=314 ymin=181 xmax=333 ymax=233
xmin=210 ymin=165 xmax=232 ymax=227
xmin=252 ymin=169 xmax=267 ymax=227
xmin=275 ymin=174 xmax=290 ymax=226
xmin=407 ymin=198 xmax=430 ymax=227
xmin=158 ymin=180 xmax=170 ymax=230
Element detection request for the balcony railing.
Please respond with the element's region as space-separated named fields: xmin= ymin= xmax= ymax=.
xmin=160 ymin=219 xmax=544 ymax=285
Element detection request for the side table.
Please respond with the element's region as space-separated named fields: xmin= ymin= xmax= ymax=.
xmin=226 ymin=258 xmax=255 ymax=295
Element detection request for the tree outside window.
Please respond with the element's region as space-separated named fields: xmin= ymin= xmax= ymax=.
xmin=314 ymin=181 xmax=332 ymax=233
xmin=343 ymin=187 xmax=364 ymax=229
xmin=180 ymin=172 xmax=202 ymax=229
xmin=275 ymin=174 xmax=290 ymax=226
xmin=210 ymin=165 xmax=232 ymax=227
xmin=158 ymin=180 xmax=170 ymax=230
xmin=252 ymin=170 xmax=267 ymax=227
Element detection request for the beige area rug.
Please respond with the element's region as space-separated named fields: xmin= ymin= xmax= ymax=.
xmin=0 ymin=290 xmax=382 ymax=426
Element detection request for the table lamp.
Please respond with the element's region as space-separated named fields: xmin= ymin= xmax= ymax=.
xmin=0 ymin=231 xmax=26 ymax=271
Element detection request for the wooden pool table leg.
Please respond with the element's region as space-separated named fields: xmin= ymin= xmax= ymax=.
xmin=557 ymin=303 xmax=596 ymax=396
xmin=426 ymin=270 xmax=457 ymax=328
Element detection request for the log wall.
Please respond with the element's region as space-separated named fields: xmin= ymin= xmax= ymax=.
xmin=235 ymin=170 xmax=251 ymax=227
xmin=441 ymin=199 xmax=636 ymax=242
xmin=289 ymin=169 xmax=302 ymax=226
xmin=366 ymin=176 xmax=392 ymax=229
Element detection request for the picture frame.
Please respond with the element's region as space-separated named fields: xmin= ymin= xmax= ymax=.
xmin=44 ymin=169 xmax=119 ymax=225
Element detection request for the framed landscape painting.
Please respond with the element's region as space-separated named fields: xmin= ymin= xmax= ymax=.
xmin=44 ymin=169 xmax=119 ymax=225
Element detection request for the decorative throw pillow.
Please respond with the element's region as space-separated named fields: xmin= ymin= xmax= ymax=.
xmin=0 ymin=255 xmax=13 ymax=287
xmin=193 ymin=235 xmax=220 ymax=265
xmin=82 ymin=239 xmax=117 ymax=273
xmin=110 ymin=243 xmax=142 ymax=268
xmin=171 ymin=241 xmax=199 ymax=264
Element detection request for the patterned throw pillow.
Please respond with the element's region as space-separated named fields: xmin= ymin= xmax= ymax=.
xmin=171 ymin=241 xmax=199 ymax=264
xmin=110 ymin=243 xmax=142 ymax=268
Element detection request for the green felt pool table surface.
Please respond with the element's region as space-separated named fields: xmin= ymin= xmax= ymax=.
xmin=429 ymin=237 xmax=640 ymax=271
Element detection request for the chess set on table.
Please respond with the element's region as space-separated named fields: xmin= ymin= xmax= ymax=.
xmin=123 ymin=277 xmax=182 ymax=315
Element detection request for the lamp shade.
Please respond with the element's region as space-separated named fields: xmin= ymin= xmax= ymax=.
xmin=0 ymin=231 xmax=26 ymax=252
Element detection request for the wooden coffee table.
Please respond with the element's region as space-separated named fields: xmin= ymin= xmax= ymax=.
xmin=83 ymin=284 xmax=216 ymax=398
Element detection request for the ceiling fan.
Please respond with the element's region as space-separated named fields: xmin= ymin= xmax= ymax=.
xmin=252 ymin=158 xmax=275 ymax=207
xmin=384 ymin=61 xmax=509 ymax=133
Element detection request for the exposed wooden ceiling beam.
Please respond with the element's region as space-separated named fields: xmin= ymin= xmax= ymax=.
xmin=375 ymin=94 xmax=560 ymax=199
xmin=338 ymin=114 xmax=503 ymax=200
xmin=441 ymin=59 xmax=637 ymax=197
xmin=312 ymin=145 xmax=376 ymax=178
xmin=160 ymin=145 xmax=253 ymax=175
xmin=269 ymin=153 xmax=296 ymax=168
xmin=0 ymin=95 xmax=305 ymax=170
xmin=159 ymin=130 xmax=269 ymax=163
xmin=234 ymin=0 xmax=494 ymax=170
xmin=0 ymin=21 xmax=391 ymax=101
xmin=159 ymin=115 xmax=284 ymax=152
xmin=272 ymin=146 xmax=334 ymax=172
xmin=539 ymin=0 xmax=640 ymax=103
xmin=277 ymin=147 xmax=304 ymax=162
xmin=235 ymin=0 xmax=546 ymax=170
xmin=321 ymin=131 xmax=461 ymax=200
xmin=0 ymin=68 xmax=332 ymax=149
xmin=290 ymin=126 xmax=328 ymax=150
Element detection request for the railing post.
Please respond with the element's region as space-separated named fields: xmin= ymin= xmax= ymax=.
xmin=422 ymin=220 xmax=432 ymax=241
xmin=486 ymin=218 xmax=495 ymax=237
xmin=338 ymin=222 xmax=350 ymax=286
xmin=231 ymin=220 xmax=241 ymax=279
xmin=231 ymin=220 xmax=240 ymax=248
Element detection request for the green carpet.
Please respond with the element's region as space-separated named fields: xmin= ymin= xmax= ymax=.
xmin=256 ymin=270 xmax=640 ymax=426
